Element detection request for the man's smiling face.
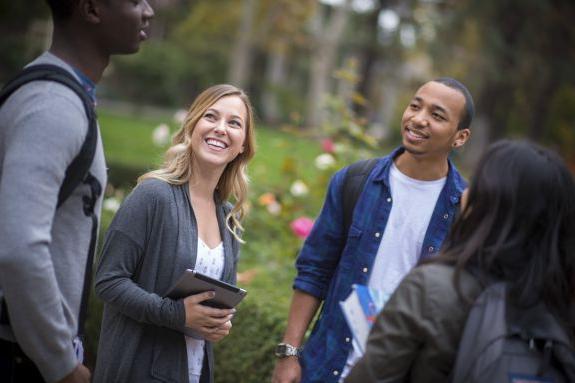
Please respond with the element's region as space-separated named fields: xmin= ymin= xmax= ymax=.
xmin=400 ymin=81 xmax=469 ymax=157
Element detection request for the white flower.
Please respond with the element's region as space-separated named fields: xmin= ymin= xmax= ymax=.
xmin=266 ymin=201 xmax=282 ymax=216
xmin=173 ymin=109 xmax=188 ymax=125
xmin=290 ymin=180 xmax=309 ymax=197
xmin=152 ymin=123 xmax=170 ymax=147
xmin=103 ymin=197 xmax=120 ymax=213
xmin=314 ymin=153 xmax=336 ymax=170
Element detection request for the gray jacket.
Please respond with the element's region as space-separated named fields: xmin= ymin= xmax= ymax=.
xmin=0 ymin=52 xmax=106 ymax=382
xmin=94 ymin=179 xmax=240 ymax=383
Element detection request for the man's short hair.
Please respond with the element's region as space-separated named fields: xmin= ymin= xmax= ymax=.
xmin=433 ymin=77 xmax=475 ymax=130
xmin=45 ymin=0 xmax=79 ymax=21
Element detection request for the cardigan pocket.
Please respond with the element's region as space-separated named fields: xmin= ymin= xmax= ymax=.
xmin=150 ymin=328 xmax=186 ymax=383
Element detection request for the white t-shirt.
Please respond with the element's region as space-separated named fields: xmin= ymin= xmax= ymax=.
xmin=342 ymin=162 xmax=446 ymax=378
xmin=185 ymin=238 xmax=225 ymax=383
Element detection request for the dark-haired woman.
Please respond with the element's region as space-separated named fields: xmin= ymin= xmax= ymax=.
xmin=345 ymin=140 xmax=575 ymax=383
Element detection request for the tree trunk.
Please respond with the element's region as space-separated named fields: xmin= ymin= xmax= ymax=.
xmin=305 ymin=0 xmax=352 ymax=129
xmin=228 ymin=0 xmax=257 ymax=88
xmin=527 ymin=70 xmax=561 ymax=142
xmin=354 ymin=0 xmax=391 ymax=117
xmin=262 ymin=40 xmax=288 ymax=124
xmin=475 ymin=1 xmax=523 ymax=144
xmin=480 ymin=80 xmax=516 ymax=141
xmin=370 ymin=62 xmax=398 ymax=141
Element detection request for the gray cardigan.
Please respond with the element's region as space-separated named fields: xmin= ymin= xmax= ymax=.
xmin=93 ymin=179 xmax=240 ymax=383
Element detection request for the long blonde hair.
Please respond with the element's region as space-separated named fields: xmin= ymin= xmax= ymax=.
xmin=138 ymin=84 xmax=256 ymax=241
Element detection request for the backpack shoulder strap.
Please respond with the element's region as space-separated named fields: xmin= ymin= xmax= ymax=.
xmin=450 ymin=282 xmax=507 ymax=382
xmin=341 ymin=158 xmax=378 ymax=236
xmin=0 ymin=63 xmax=98 ymax=208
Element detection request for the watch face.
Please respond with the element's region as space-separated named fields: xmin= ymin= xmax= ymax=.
xmin=275 ymin=344 xmax=288 ymax=356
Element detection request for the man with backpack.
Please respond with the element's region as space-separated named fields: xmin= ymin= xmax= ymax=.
xmin=0 ymin=1 xmax=154 ymax=382
xmin=272 ymin=78 xmax=474 ymax=383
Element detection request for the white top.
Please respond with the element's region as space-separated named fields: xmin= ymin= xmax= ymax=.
xmin=186 ymin=238 xmax=224 ymax=383
xmin=342 ymin=162 xmax=446 ymax=379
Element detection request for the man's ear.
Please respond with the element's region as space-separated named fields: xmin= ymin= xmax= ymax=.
xmin=78 ymin=0 xmax=102 ymax=24
xmin=453 ymin=128 xmax=471 ymax=148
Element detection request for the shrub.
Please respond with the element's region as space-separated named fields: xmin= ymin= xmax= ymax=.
xmin=214 ymin=299 xmax=286 ymax=383
xmin=104 ymin=41 xmax=191 ymax=107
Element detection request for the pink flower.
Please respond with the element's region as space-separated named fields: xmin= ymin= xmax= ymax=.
xmin=321 ymin=138 xmax=335 ymax=153
xmin=290 ymin=217 xmax=315 ymax=239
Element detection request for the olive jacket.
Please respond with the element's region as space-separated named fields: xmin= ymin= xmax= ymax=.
xmin=345 ymin=264 xmax=482 ymax=383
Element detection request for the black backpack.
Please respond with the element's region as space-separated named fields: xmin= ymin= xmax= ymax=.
xmin=451 ymin=282 xmax=575 ymax=383
xmin=342 ymin=158 xmax=378 ymax=235
xmin=0 ymin=64 xmax=101 ymax=339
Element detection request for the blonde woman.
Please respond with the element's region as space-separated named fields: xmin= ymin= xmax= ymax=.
xmin=93 ymin=84 xmax=256 ymax=383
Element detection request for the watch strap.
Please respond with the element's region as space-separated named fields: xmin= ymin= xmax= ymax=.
xmin=275 ymin=342 xmax=302 ymax=358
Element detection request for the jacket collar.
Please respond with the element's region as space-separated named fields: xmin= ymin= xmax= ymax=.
xmin=372 ymin=146 xmax=467 ymax=205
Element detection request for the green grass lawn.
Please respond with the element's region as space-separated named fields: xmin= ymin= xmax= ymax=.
xmin=98 ymin=110 xmax=167 ymax=169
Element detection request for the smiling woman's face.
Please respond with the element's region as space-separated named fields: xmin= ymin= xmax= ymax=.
xmin=190 ymin=95 xmax=247 ymax=172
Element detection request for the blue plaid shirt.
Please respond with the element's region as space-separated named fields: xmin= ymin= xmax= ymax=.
xmin=293 ymin=147 xmax=467 ymax=382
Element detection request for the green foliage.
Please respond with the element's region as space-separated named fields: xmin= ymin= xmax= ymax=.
xmin=106 ymin=41 xmax=191 ymax=106
xmin=243 ymin=60 xmax=385 ymax=271
xmin=324 ymin=60 xmax=380 ymax=159
xmin=547 ymin=86 xmax=575 ymax=169
xmin=173 ymin=0 xmax=239 ymax=89
xmin=431 ymin=0 xmax=575 ymax=144
xmin=0 ymin=3 xmax=49 ymax=82
xmin=100 ymin=1 xmax=246 ymax=107
xmin=213 ymin=299 xmax=287 ymax=383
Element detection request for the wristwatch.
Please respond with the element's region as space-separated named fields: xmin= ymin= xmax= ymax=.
xmin=274 ymin=343 xmax=302 ymax=358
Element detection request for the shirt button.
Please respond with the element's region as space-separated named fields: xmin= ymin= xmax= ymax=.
xmin=333 ymin=370 xmax=339 ymax=376
xmin=375 ymin=232 xmax=380 ymax=238
xmin=428 ymin=246 xmax=434 ymax=253
xmin=362 ymin=267 xmax=368 ymax=273
xmin=345 ymin=337 xmax=350 ymax=343
xmin=386 ymin=197 xmax=392 ymax=203
xmin=443 ymin=213 xmax=449 ymax=219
